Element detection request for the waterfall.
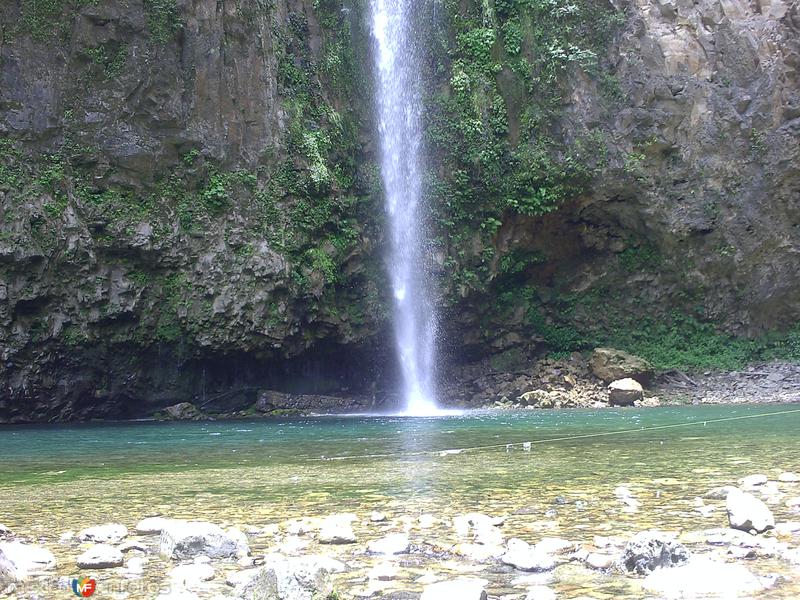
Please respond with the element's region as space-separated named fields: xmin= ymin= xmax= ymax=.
xmin=369 ymin=0 xmax=439 ymax=414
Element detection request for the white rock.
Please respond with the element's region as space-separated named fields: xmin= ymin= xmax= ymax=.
xmin=608 ymin=378 xmax=643 ymax=405
xmin=367 ymin=533 xmax=409 ymax=555
xmin=160 ymin=520 xmax=242 ymax=560
xmin=726 ymin=488 xmax=775 ymax=533
xmin=369 ymin=512 xmax=387 ymax=523
xmin=420 ymin=577 xmax=488 ymax=600
xmin=227 ymin=527 xmax=251 ymax=558
xmin=0 ymin=541 xmax=57 ymax=575
xmin=125 ymin=556 xmax=146 ymax=576
xmin=585 ymin=552 xmax=614 ymax=570
xmin=136 ymin=516 xmax=173 ymax=534
xmin=779 ymin=472 xmax=800 ymax=483
xmin=643 ymin=557 xmax=765 ymax=598
xmin=318 ymin=514 xmax=357 ymax=544
xmin=739 ymin=474 xmax=768 ymax=487
xmin=525 ymin=585 xmax=557 ymax=600
xmin=169 ymin=563 xmax=215 ymax=587
xmin=418 ymin=514 xmax=437 ymax=528
xmin=77 ymin=544 xmax=124 ymax=569
xmin=501 ymin=538 xmax=556 ymax=572
xmin=78 ymin=523 xmax=128 ymax=544
xmin=452 ymin=543 xmax=504 ymax=561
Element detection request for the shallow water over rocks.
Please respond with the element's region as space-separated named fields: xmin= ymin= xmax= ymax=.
xmin=1 ymin=405 xmax=799 ymax=598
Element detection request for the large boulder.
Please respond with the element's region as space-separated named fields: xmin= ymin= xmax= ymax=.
xmin=78 ymin=523 xmax=128 ymax=544
xmin=620 ymin=531 xmax=689 ymax=575
xmin=0 ymin=542 xmax=56 ymax=575
xmin=590 ymin=348 xmax=654 ymax=384
xmin=162 ymin=403 xmax=204 ymax=421
xmin=229 ymin=554 xmax=334 ymax=600
xmin=726 ymin=488 xmax=775 ymax=533
xmin=420 ymin=578 xmax=488 ymax=600
xmin=77 ymin=544 xmax=124 ymax=569
xmin=160 ymin=521 xmax=246 ymax=560
xmin=643 ymin=557 xmax=766 ymax=597
xmin=608 ymin=378 xmax=644 ymax=406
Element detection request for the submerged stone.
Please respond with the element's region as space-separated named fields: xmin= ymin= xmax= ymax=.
xmin=78 ymin=523 xmax=128 ymax=544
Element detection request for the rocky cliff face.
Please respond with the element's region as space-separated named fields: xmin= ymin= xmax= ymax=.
xmin=1 ymin=0 xmax=799 ymax=421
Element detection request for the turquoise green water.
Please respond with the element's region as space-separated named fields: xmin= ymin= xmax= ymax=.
xmin=1 ymin=405 xmax=799 ymax=598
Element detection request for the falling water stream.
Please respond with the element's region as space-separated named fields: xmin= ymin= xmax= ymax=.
xmin=369 ymin=0 xmax=439 ymax=414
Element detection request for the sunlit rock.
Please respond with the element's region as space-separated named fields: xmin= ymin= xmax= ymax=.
xmin=620 ymin=531 xmax=689 ymax=574
xmin=77 ymin=544 xmax=124 ymax=569
xmin=78 ymin=523 xmax=128 ymax=544
xmin=726 ymin=488 xmax=775 ymax=533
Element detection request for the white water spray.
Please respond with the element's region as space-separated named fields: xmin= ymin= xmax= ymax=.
xmin=369 ymin=0 xmax=438 ymax=415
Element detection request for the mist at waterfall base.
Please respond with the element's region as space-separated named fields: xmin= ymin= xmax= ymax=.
xmin=370 ymin=0 xmax=442 ymax=416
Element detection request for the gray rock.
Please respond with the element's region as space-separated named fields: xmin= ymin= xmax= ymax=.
xmin=642 ymin=557 xmax=766 ymax=597
xmin=501 ymin=538 xmax=556 ymax=572
xmin=163 ymin=403 xmax=203 ymax=420
xmin=726 ymin=488 xmax=775 ymax=533
xmin=160 ymin=521 xmax=244 ymax=560
xmin=77 ymin=544 xmax=124 ymax=569
xmin=420 ymin=578 xmax=488 ymax=600
xmin=229 ymin=554 xmax=335 ymax=600
xmin=590 ymin=348 xmax=654 ymax=384
xmin=620 ymin=531 xmax=689 ymax=574
xmin=367 ymin=533 xmax=410 ymax=555
xmin=78 ymin=523 xmax=128 ymax=544
xmin=704 ymin=485 xmax=738 ymax=500
xmin=0 ymin=547 xmax=19 ymax=588
xmin=0 ymin=541 xmax=57 ymax=575
xmin=608 ymin=378 xmax=643 ymax=406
